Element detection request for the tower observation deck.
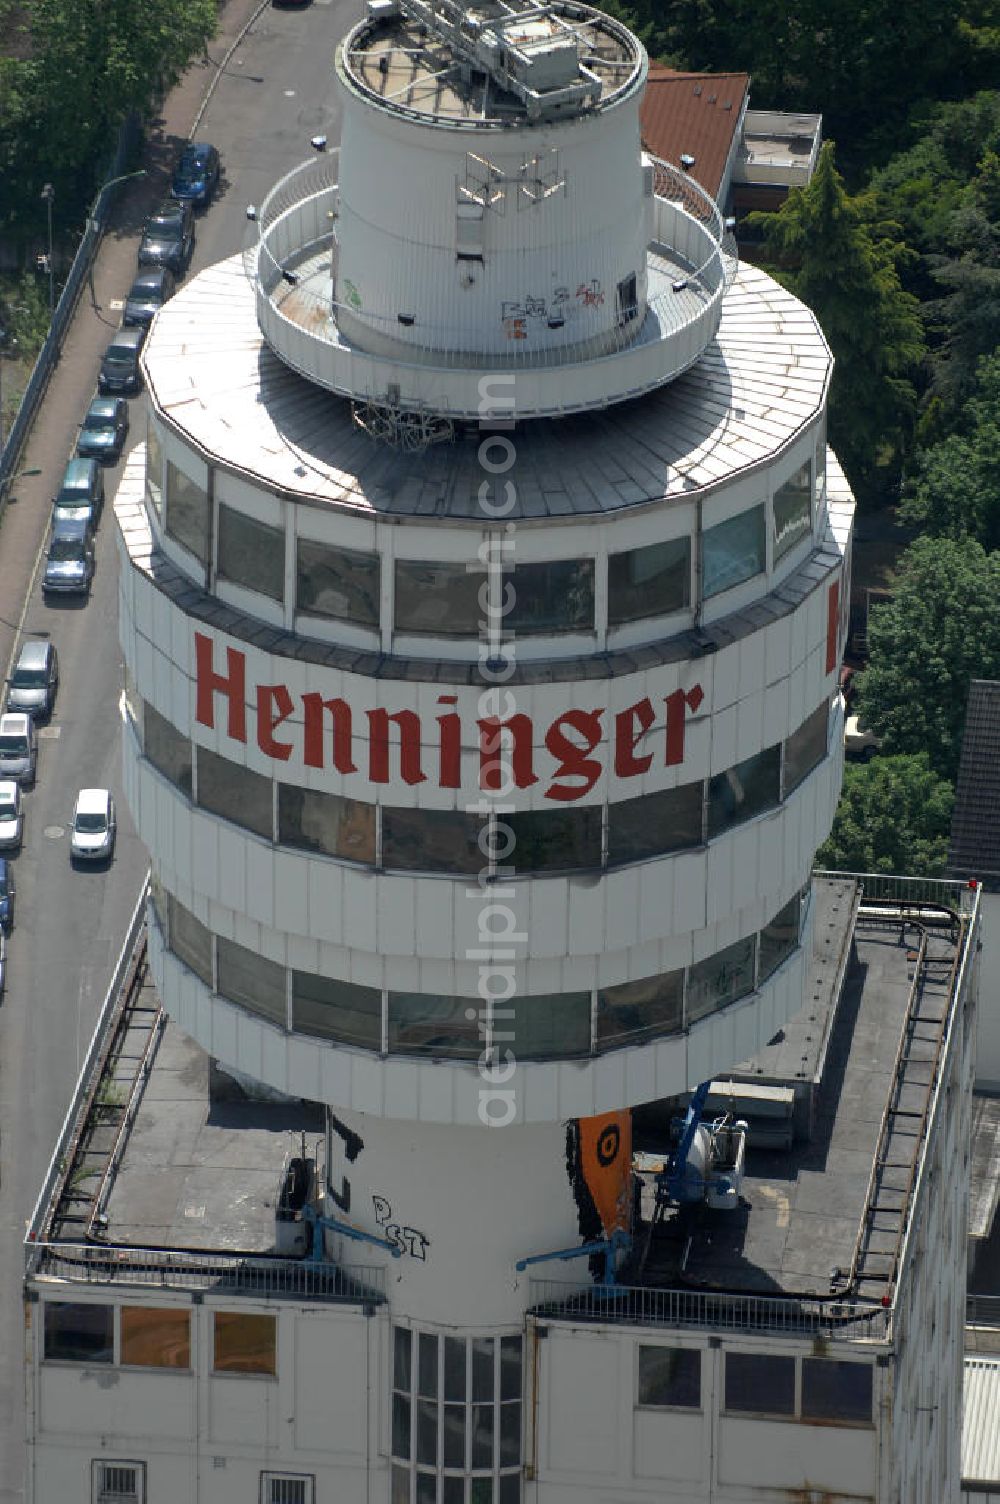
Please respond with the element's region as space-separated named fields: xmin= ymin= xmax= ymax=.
xmin=249 ymin=0 xmax=730 ymax=421
xmin=117 ymin=0 xmax=854 ymax=1373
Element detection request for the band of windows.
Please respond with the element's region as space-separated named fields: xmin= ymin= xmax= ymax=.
xmin=130 ymin=693 xmax=831 ymax=880
xmin=147 ymin=426 xmax=823 ymax=638
xmin=149 ymin=881 xmax=811 ymax=1061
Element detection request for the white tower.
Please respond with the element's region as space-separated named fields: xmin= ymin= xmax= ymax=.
xmin=118 ymin=2 xmax=854 ymax=1498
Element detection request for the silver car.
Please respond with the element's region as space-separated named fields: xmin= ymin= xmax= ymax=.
xmin=70 ymin=788 xmax=116 ymax=862
xmin=0 ymin=713 xmax=37 ymax=785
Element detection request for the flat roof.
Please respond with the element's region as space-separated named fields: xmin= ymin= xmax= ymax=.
xmin=143 ymin=256 xmax=831 ymax=523
xmin=631 ymin=879 xmax=973 ymax=1305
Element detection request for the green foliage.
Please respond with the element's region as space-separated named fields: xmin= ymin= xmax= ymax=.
xmin=0 ymin=0 xmax=216 ymax=236
xmin=816 ymin=754 xmax=954 ymax=877
xmin=750 ymin=144 xmax=926 ymax=502
xmin=858 ymin=535 xmax=1000 ymax=781
xmin=901 ymin=353 xmax=1000 ymax=548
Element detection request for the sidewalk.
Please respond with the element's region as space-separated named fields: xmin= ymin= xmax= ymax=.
xmin=0 ymin=0 xmax=264 ymax=679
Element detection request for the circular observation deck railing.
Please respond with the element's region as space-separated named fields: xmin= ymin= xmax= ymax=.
xmin=247 ymin=151 xmax=732 ymax=421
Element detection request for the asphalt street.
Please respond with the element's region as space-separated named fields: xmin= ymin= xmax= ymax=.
xmin=0 ymin=0 xmax=356 ymax=1495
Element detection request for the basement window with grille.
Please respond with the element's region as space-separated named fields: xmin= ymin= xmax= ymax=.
xmin=92 ymin=1460 xmax=144 ymax=1504
xmin=261 ymin=1473 xmax=315 ymax=1504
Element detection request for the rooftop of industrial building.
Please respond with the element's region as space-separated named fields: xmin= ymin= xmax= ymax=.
xmin=26 ymin=873 xmax=979 ymax=1330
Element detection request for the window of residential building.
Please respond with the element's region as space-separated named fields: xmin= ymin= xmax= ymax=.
xmin=608 ymin=783 xmax=703 ymax=865
xmin=783 ymin=701 xmax=828 ymax=797
xmin=382 ymin=807 xmax=486 ymax=875
xmin=772 ymin=463 xmax=812 ymax=562
xmin=196 ymin=746 xmax=273 ymax=840
xmin=724 ymin=1352 xmax=795 ymax=1416
xmin=388 ymin=994 xmax=481 ymax=1059
xmin=297 ymin=537 xmax=380 ymax=627
xmin=213 ymin=1311 xmax=277 ymax=1376
xmin=392 ymin=1326 xmax=522 ymax=1504
xmin=597 ymin=969 xmax=683 ymax=1049
xmin=217 ymin=504 xmax=285 ymax=603
xmin=165 ymin=460 xmax=210 ymax=564
xmin=143 ymin=701 xmax=192 ymax=797
xmin=44 ymin=1302 xmax=113 ymax=1363
xmin=216 ymin=938 xmax=287 ymax=1027
xmin=278 ymin=785 xmax=375 ymax=864
xmin=707 ymin=744 xmax=780 ymax=839
xmin=292 ymin=972 xmax=382 ymax=1050
xmin=608 ymin=537 xmax=690 ymax=626
xmin=120 ymin=1306 xmax=191 ymax=1368
xmin=507 ymin=807 xmax=602 ymax=873
xmin=702 ymin=504 xmax=765 ymax=599
xmin=686 ymin=935 xmax=756 ymax=1025
xmin=801 ymin=1358 xmax=873 ymax=1425
xmin=637 ymin=1345 xmax=701 ymax=1408
xmin=145 ymin=420 xmax=163 ymax=521
xmin=167 ymin=895 xmax=213 ymax=988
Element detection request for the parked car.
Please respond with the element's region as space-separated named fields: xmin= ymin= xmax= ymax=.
xmin=70 ymin=788 xmax=116 ymax=862
xmin=0 ymin=713 xmax=36 ymax=786
xmin=6 ymin=639 xmax=59 ymax=719
xmin=77 ymin=396 xmax=129 ymax=464
xmin=845 ymin=713 xmax=879 ymax=760
xmin=0 ymin=858 xmax=14 ymax=930
xmin=123 ymin=266 xmax=176 ymax=329
xmin=52 ymin=456 xmax=104 ymax=533
xmin=0 ymin=781 xmax=23 ymax=852
xmin=138 ymin=199 xmax=195 ymax=275
xmin=171 ymin=142 xmax=221 ymax=207
xmin=98 ymin=326 xmax=147 ymax=396
xmin=42 ymin=524 xmax=95 ymax=597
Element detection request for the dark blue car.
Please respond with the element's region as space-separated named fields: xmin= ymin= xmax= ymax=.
xmin=171 ymin=142 xmax=221 ymax=208
xmin=0 ymin=857 xmax=15 ymax=930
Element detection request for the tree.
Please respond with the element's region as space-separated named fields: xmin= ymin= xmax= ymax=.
xmin=858 ymin=535 xmax=1000 ymax=780
xmin=924 ymin=153 xmax=1000 ymax=404
xmin=816 ymin=754 xmax=954 ymax=876
xmin=750 ymin=144 xmax=926 ymax=503
xmin=901 ymin=353 xmax=1000 ymax=548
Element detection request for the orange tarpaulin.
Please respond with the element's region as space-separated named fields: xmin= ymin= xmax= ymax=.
xmin=577 ymin=1110 xmax=632 ymax=1235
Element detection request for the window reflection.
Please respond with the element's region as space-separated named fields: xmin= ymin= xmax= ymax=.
xmin=707 ymin=745 xmax=780 ymax=839
xmin=121 ymin=1307 xmax=190 ymax=1369
xmin=383 ymin=807 xmax=485 ymax=874
xmin=508 ymin=993 xmax=591 ymax=1059
xmin=196 ymin=746 xmax=273 ymax=839
xmin=505 ymin=559 xmax=594 ymax=635
xmin=279 ymin=785 xmax=375 ymax=863
xmin=43 ymin=1302 xmax=113 ymax=1363
xmin=144 ymin=701 xmax=192 ymax=797
xmin=758 ymin=892 xmax=802 ymax=982
xmin=394 ymin=558 xmax=594 ymax=637
xmin=686 ymin=935 xmax=756 ymax=1024
xmin=292 ymin=971 xmax=382 ymax=1049
xmin=508 ymin=808 xmax=601 ymax=873
xmin=784 ymin=702 xmax=828 ymax=796
xmin=213 ymin=1311 xmax=277 ymax=1376
xmin=168 ymin=895 xmax=213 ymax=988
xmin=395 ymin=561 xmax=481 ymax=637
xmin=773 ymin=463 xmax=812 ymax=562
xmin=297 ymin=537 xmax=380 ymax=627
xmin=217 ymin=505 xmax=285 ymax=602
xmin=608 ymin=784 xmax=702 ymax=865
xmin=598 ymin=970 xmax=683 ymax=1048
xmin=216 ymin=937 xmax=287 ymax=1026
xmin=388 ymin=993 xmax=481 ymax=1059
xmin=145 ymin=420 xmax=163 ymax=520
xmin=165 ymin=460 xmax=209 ymax=563
xmin=608 ymin=538 xmax=690 ymax=626
xmin=703 ymin=505 xmax=765 ymax=599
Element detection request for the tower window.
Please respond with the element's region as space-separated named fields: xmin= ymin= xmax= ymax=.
xmin=617 ymin=272 xmax=638 ymax=325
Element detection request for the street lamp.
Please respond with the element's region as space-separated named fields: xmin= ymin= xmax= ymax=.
xmin=40 ymin=183 xmax=55 ymax=322
xmin=85 ymin=169 xmax=147 ymax=311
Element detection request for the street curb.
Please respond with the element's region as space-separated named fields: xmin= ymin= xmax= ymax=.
xmin=189 ymin=0 xmax=275 ymax=141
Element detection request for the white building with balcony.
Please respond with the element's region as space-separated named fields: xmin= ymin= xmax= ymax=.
xmin=22 ymin=1 xmax=980 ymax=1501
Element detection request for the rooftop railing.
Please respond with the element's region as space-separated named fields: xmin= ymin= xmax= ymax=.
xmin=26 ymin=1239 xmax=387 ymax=1306
xmin=527 ymin=1278 xmax=891 ymax=1342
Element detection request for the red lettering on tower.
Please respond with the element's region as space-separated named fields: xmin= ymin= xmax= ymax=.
xmin=367 ymin=708 xmax=426 ymax=785
xmin=257 ymin=684 xmax=294 ymax=761
xmin=194 ymin=633 xmax=247 ymax=743
xmin=302 ymin=694 xmax=356 ymax=773
xmin=544 ymin=709 xmax=604 ymax=801
xmin=437 ymin=695 xmax=462 ymax=789
xmin=614 ymin=697 xmax=655 ymax=778
xmin=826 ymin=580 xmax=840 ymax=675
xmin=664 ymin=685 xmax=704 ymax=766
xmin=478 ymin=713 xmax=537 ymax=792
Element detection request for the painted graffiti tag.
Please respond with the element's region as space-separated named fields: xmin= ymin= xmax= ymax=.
xmin=373 ymin=1193 xmax=431 ymax=1261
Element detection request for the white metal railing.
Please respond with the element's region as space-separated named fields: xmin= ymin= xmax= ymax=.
xmin=527 ymin=1278 xmax=891 ymax=1341
xmin=27 ymin=1239 xmax=387 ymax=1303
xmin=814 ymin=870 xmax=981 ymax=918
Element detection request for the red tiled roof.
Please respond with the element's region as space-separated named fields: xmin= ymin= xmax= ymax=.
xmin=639 ymin=65 xmax=749 ymax=200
